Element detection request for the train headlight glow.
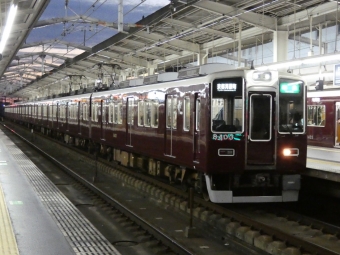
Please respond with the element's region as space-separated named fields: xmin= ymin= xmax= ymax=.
xmin=283 ymin=148 xmax=299 ymax=156
xmin=252 ymin=71 xmax=272 ymax=81
xmin=283 ymin=149 xmax=291 ymax=156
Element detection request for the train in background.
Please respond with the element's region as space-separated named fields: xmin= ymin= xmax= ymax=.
xmin=307 ymin=89 xmax=340 ymax=148
xmin=4 ymin=64 xmax=307 ymax=203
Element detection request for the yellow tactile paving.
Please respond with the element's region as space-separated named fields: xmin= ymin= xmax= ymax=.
xmin=0 ymin=184 xmax=19 ymax=255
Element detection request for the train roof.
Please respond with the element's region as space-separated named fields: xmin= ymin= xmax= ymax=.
xmin=9 ymin=67 xmax=306 ymax=106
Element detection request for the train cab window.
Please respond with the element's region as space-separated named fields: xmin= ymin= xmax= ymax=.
xmin=166 ymin=96 xmax=177 ymax=129
xmin=211 ymin=77 xmax=243 ymax=133
xmin=138 ymin=101 xmax=144 ymax=126
xmin=151 ymin=100 xmax=159 ymax=128
xmin=278 ymin=79 xmax=305 ymax=133
xmin=183 ymin=97 xmax=190 ymax=131
xmin=307 ymin=105 xmax=325 ymax=127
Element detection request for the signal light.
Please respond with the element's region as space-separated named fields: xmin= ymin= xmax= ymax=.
xmin=315 ymin=80 xmax=324 ymax=91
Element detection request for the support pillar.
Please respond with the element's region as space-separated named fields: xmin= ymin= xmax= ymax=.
xmin=319 ymin=24 xmax=324 ymax=55
xmin=147 ymin=62 xmax=157 ymax=75
xmin=197 ymin=49 xmax=208 ymax=66
xmin=238 ymin=21 xmax=243 ymax=67
xmin=273 ymin=30 xmax=288 ymax=62
xmin=118 ymin=0 xmax=123 ymax=32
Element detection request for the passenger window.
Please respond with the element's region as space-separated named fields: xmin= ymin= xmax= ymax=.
xmin=82 ymin=103 xmax=88 ymax=121
xmin=92 ymin=103 xmax=98 ymax=122
xmin=183 ymin=97 xmax=190 ymax=131
xmin=166 ymin=96 xmax=177 ymax=129
xmin=108 ymin=103 xmax=114 ymax=123
xmin=144 ymin=101 xmax=151 ymax=127
xmin=196 ymin=99 xmax=200 ymax=131
xmin=102 ymin=104 xmax=107 ymax=123
xmin=117 ymin=101 xmax=123 ymax=124
xmin=127 ymin=98 xmax=134 ymax=125
xmin=307 ymin=105 xmax=325 ymax=127
xmin=138 ymin=100 xmax=144 ymax=126
xmin=151 ymin=100 xmax=159 ymax=128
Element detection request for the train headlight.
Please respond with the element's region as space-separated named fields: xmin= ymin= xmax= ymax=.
xmin=252 ymin=71 xmax=272 ymax=81
xmin=283 ymin=148 xmax=299 ymax=156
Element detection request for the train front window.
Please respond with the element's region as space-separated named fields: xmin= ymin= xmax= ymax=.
xmin=211 ymin=77 xmax=243 ymax=133
xmin=278 ymin=79 xmax=305 ymax=133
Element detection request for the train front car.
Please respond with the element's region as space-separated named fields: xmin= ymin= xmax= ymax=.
xmin=205 ymin=70 xmax=307 ymax=203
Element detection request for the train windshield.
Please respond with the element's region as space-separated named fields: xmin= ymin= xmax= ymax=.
xmin=278 ymin=79 xmax=305 ymax=133
xmin=211 ymin=77 xmax=243 ymax=132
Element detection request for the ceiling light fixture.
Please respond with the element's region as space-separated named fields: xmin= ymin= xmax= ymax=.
xmin=0 ymin=3 xmax=18 ymax=55
xmin=256 ymin=52 xmax=340 ymax=71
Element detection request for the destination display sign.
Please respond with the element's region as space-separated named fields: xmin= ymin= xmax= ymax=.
xmin=216 ymin=82 xmax=237 ymax=92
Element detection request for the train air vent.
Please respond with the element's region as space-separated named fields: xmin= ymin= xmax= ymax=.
xmin=119 ymin=80 xmax=130 ymax=88
xmin=129 ymin=78 xmax=144 ymax=86
xmin=143 ymin=75 xmax=158 ymax=85
xmin=143 ymin=72 xmax=178 ymax=85
xmin=177 ymin=63 xmax=235 ymax=79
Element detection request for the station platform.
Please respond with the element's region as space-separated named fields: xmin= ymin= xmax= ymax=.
xmin=305 ymin=146 xmax=340 ymax=182
xmin=0 ymin=129 xmax=120 ymax=255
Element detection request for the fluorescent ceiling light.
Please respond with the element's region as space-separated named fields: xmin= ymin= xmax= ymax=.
xmin=0 ymin=3 xmax=18 ymax=54
xmin=257 ymin=52 xmax=340 ymax=71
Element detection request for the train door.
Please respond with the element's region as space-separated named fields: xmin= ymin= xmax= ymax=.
xmin=164 ymin=95 xmax=177 ymax=157
xmin=126 ymin=97 xmax=134 ymax=147
xmin=247 ymin=93 xmax=275 ymax=164
xmin=193 ymin=93 xmax=201 ymax=162
xmin=336 ymin=102 xmax=340 ymax=147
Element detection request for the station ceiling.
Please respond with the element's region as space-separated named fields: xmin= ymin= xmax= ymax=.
xmin=0 ymin=0 xmax=338 ymax=99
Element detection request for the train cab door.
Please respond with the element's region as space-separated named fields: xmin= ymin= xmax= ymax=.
xmin=247 ymin=93 xmax=275 ymax=165
xmin=126 ymin=97 xmax=134 ymax=147
xmin=164 ymin=95 xmax=178 ymax=157
xmin=336 ymin=102 xmax=340 ymax=147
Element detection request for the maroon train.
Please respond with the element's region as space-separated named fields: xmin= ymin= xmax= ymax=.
xmin=4 ymin=65 xmax=307 ymax=203
xmin=307 ymin=90 xmax=340 ymax=148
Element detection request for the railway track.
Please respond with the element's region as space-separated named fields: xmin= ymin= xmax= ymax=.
xmin=3 ymin=120 xmax=340 ymax=255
